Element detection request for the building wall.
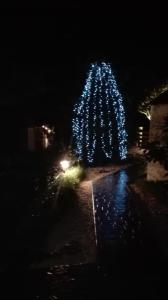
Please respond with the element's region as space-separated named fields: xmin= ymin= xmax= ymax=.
xmin=28 ymin=127 xmax=48 ymax=151
xmin=147 ymin=103 xmax=168 ymax=181
xmin=149 ymin=104 xmax=168 ymax=143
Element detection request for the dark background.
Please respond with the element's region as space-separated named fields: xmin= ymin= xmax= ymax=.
xmin=0 ymin=5 xmax=168 ymax=149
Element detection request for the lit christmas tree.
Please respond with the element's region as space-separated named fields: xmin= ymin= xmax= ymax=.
xmin=72 ymin=62 xmax=127 ymax=164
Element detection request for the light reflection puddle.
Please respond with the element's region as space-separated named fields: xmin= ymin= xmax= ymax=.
xmin=92 ymin=170 xmax=142 ymax=248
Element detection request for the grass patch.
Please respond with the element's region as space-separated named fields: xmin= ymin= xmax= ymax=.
xmin=50 ymin=165 xmax=86 ymax=215
xmin=56 ymin=165 xmax=85 ymax=190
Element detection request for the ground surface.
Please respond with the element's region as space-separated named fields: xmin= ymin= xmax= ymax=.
xmin=0 ymin=150 xmax=125 ymax=271
xmin=32 ymin=164 xmax=123 ymax=268
xmin=1 ymin=150 xmax=168 ymax=299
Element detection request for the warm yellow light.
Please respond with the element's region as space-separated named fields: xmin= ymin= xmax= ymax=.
xmin=44 ymin=137 xmax=49 ymax=148
xmin=60 ymin=160 xmax=70 ymax=171
xmin=139 ymin=127 xmax=143 ymax=130
xmin=42 ymin=125 xmax=52 ymax=133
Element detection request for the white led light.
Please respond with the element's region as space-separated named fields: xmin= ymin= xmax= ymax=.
xmin=72 ymin=62 xmax=127 ymax=164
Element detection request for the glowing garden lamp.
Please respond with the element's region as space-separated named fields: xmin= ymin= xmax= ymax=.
xmin=60 ymin=160 xmax=70 ymax=172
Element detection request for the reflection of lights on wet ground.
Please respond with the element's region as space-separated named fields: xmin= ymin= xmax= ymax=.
xmin=93 ymin=170 xmax=142 ymax=245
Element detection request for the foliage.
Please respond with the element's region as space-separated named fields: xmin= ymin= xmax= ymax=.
xmin=144 ymin=117 xmax=168 ymax=171
xmin=144 ymin=141 xmax=168 ymax=169
xmin=57 ymin=143 xmax=79 ymax=168
xmin=56 ymin=165 xmax=85 ymax=190
xmin=138 ymin=80 xmax=168 ymax=120
xmin=141 ymin=180 xmax=168 ymax=202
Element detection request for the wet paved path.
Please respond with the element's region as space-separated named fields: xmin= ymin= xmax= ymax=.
xmin=1 ymin=165 xmax=168 ymax=299
xmin=92 ymin=167 xmax=160 ymax=265
xmin=93 ymin=169 xmax=136 ymax=246
xmin=92 ymin=168 xmax=145 ymax=259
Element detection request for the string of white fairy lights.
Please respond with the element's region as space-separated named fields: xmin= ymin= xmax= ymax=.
xmin=72 ymin=62 xmax=127 ymax=163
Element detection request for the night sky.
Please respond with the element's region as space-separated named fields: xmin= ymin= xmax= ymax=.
xmin=0 ymin=6 xmax=168 ymax=146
